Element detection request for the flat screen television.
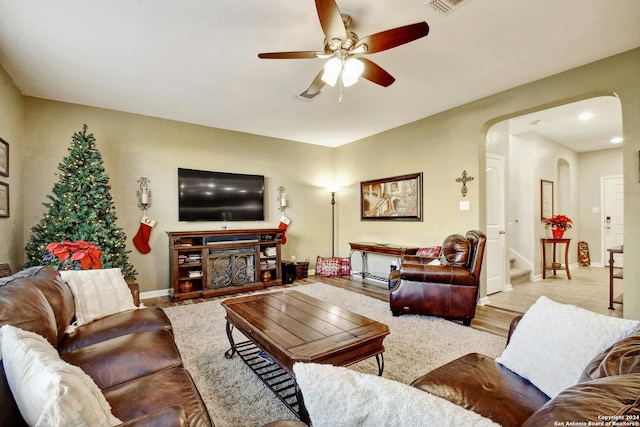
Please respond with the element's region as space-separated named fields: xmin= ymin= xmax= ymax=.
xmin=178 ymin=168 xmax=265 ymax=221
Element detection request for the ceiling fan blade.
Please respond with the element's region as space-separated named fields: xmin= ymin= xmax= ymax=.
xmin=299 ymin=70 xmax=326 ymax=100
xmin=258 ymin=51 xmax=321 ymax=59
xmin=355 ymin=22 xmax=429 ymax=54
xmin=359 ymin=58 xmax=395 ymax=87
xmin=315 ymin=0 xmax=347 ymax=43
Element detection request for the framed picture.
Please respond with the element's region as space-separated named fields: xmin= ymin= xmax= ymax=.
xmin=540 ymin=179 xmax=553 ymax=221
xmin=0 ymin=182 xmax=8 ymax=218
xmin=361 ymin=172 xmax=422 ymax=221
xmin=0 ymin=138 xmax=8 ymax=177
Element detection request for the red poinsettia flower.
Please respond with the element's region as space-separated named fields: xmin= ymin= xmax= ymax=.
xmin=46 ymin=242 xmax=70 ymax=260
xmin=43 ymin=240 xmax=102 ymax=270
xmin=545 ymin=214 xmax=573 ymax=230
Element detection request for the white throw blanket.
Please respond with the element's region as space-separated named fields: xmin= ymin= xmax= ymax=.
xmin=294 ymin=362 xmax=501 ymax=427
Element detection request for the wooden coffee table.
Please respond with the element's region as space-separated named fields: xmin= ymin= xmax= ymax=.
xmin=222 ymin=290 xmax=390 ymax=422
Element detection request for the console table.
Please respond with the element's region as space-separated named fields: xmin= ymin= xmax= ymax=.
xmin=607 ymin=245 xmax=623 ymax=310
xmin=349 ymin=242 xmax=419 ymax=282
xmin=540 ymin=238 xmax=571 ymax=280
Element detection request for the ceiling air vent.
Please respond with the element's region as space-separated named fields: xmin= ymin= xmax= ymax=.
xmin=427 ymin=0 xmax=472 ymax=15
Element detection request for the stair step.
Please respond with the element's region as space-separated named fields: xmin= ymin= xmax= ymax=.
xmin=510 ymin=268 xmax=531 ymax=285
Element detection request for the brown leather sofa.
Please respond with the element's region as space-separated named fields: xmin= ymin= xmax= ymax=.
xmin=264 ymin=315 xmax=640 ymax=427
xmin=0 ymin=266 xmax=212 ymax=426
xmin=389 ymin=230 xmax=486 ymax=325
xmin=412 ymin=315 xmax=640 ymax=426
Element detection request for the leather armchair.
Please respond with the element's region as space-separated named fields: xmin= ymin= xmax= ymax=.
xmin=389 ymin=230 xmax=486 ymax=325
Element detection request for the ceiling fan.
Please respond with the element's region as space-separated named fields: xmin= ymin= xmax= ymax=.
xmin=258 ymin=0 xmax=429 ymax=101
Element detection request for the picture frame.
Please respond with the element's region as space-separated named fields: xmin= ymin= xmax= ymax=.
xmin=540 ymin=179 xmax=553 ymax=221
xmin=0 ymin=138 xmax=8 ymax=177
xmin=361 ymin=172 xmax=423 ymax=221
xmin=0 ymin=182 xmax=8 ymax=218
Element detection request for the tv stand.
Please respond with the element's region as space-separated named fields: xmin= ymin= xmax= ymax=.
xmin=167 ymin=229 xmax=283 ymax=301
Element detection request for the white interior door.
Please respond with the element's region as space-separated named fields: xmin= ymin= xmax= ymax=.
xmin=602 ymin=175 xmax=624 ymax=266
xmin=486 ymin=155 xmax=506 ymax=294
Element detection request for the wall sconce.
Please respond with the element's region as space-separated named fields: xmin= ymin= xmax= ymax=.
xmin=137 ymin=177 xmax=152 ymax=211
xmin=277 ymin=186 xmax=287 ymax=212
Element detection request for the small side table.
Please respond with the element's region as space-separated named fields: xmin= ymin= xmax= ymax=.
xmin=541 ymin=238 xmax=571 ymax=280
xmin=607 ymin=246 xmax=623 ymax=310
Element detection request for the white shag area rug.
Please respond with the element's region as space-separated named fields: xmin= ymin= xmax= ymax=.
xmin=163 ymin=282 xmax=506 ymax=427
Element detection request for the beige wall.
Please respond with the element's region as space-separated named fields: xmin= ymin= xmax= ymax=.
xmin=5 ymin=48 xmax=640 ymax=318
xmin=579 ymin=148 xmax=623 ymax=265
xmin=335 ymin=48 xmax=640 ymax=318
xmin=0 ymin=64 xmax=24 ymax=270
xmin=22 ymin=98 xmax=333 ymax=293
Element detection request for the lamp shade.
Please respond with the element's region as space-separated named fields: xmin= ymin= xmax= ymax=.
xmin=321 ymin=57 xmax=342 ymax=87
xmin=341 ymin=58 xmax=364 ymax=87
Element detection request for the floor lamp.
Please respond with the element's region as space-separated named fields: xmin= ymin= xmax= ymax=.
xmin=330 ymin=191 xmax=336 ymax=257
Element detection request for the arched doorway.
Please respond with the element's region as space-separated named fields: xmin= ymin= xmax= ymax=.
xmin=483 ymin=94 xmax=623 ymax=305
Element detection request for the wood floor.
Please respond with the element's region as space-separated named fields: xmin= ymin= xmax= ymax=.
xmin=145 ymin=266 xmax=622 ymax=340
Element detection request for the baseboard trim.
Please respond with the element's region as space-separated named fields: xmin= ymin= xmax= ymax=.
xmin=141 ymin=288 xmax=170 ymax=300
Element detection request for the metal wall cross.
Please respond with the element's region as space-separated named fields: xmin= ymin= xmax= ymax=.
xmin=455 ymin=170 xmax=474 ymax=197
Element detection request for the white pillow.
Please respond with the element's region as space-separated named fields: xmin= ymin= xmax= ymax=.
xmin=496 ymin=296 xmax=639 ymax=398
xmin=293 ymin=362 xmax=500 ymax=427
xmin=60 ymin=268 xmax=137 ymax=328
xmin=1 ymin=324 xmax=121 ymax=426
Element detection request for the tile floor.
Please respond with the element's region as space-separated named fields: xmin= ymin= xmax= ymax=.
xmin=485 ymin=265 xmax=624 ymax=318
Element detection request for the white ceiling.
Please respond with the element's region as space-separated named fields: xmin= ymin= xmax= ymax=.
xmin=0 ymin=0 xmax=638 ymax=148
xmin=509 ymin=96 xmax=624 ymax=153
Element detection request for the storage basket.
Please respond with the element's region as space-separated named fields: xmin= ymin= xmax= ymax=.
xmin=295 ymin=262 xmax=309 ymax=279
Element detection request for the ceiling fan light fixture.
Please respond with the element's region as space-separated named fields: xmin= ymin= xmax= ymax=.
xmin=321 ymin=57 xmax=342 ymax=87
xmin=341 ymin=58 xmax=364 ymax=87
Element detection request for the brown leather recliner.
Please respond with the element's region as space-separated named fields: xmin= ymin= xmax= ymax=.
xmin=389 ymin=230 xmax=486 ymax=325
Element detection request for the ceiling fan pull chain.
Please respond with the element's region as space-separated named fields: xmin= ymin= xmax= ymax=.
xmin=338 ymin=78 xmax=344 ymax=103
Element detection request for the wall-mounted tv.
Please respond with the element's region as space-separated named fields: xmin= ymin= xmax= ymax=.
xmin=178 ymin=168 xmax=265 ymax=221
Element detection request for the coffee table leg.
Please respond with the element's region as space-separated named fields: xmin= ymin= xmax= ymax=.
xmin=376 ymin=353 xmax=384 ymax=376
xmin=224 ymin=321 xmax=236 ymax=359
xmin=296 ymin=385 xmax=311 ymax=425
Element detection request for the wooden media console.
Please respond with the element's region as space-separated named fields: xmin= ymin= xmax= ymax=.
xmin=167 ymin=228 xmax=283 ymax=301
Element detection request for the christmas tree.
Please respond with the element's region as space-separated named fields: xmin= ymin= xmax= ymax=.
xmin=23 ymin=125 xmax=136 ymax=277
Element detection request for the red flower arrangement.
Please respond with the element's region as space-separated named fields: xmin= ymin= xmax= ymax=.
xmin=43 ymin=240 xmax=103 ymax=270
xmin=545 ymin=214 xmax=573 ymax=231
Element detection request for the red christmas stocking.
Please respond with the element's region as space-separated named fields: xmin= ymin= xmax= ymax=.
xmin=279 ymin=215 xmax=290 ymax=244
xmin=133 ymin=215 xmax=156 ymax=254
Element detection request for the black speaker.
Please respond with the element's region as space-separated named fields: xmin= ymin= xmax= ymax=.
xmin=281 ymin=261 xmax=296 ymax=284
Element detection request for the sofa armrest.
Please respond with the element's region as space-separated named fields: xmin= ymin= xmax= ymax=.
xmin=125 ymin=278 xmax=140 ymax=307
xmin=401 ymin=255 xmax=437 ymax=264
xmin=118 ymin=406 xmax=189 ymax=427
xmin=399 ymin=263 xmax=477 ymax=286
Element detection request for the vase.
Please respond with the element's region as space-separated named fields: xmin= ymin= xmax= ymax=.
xmin=261 ymin=271 xmax=271 ymax=282
xmin=180 ymin=281 xmax=193 ymax=293
xmin=552 ymin=229 xmax=565 ymax=239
